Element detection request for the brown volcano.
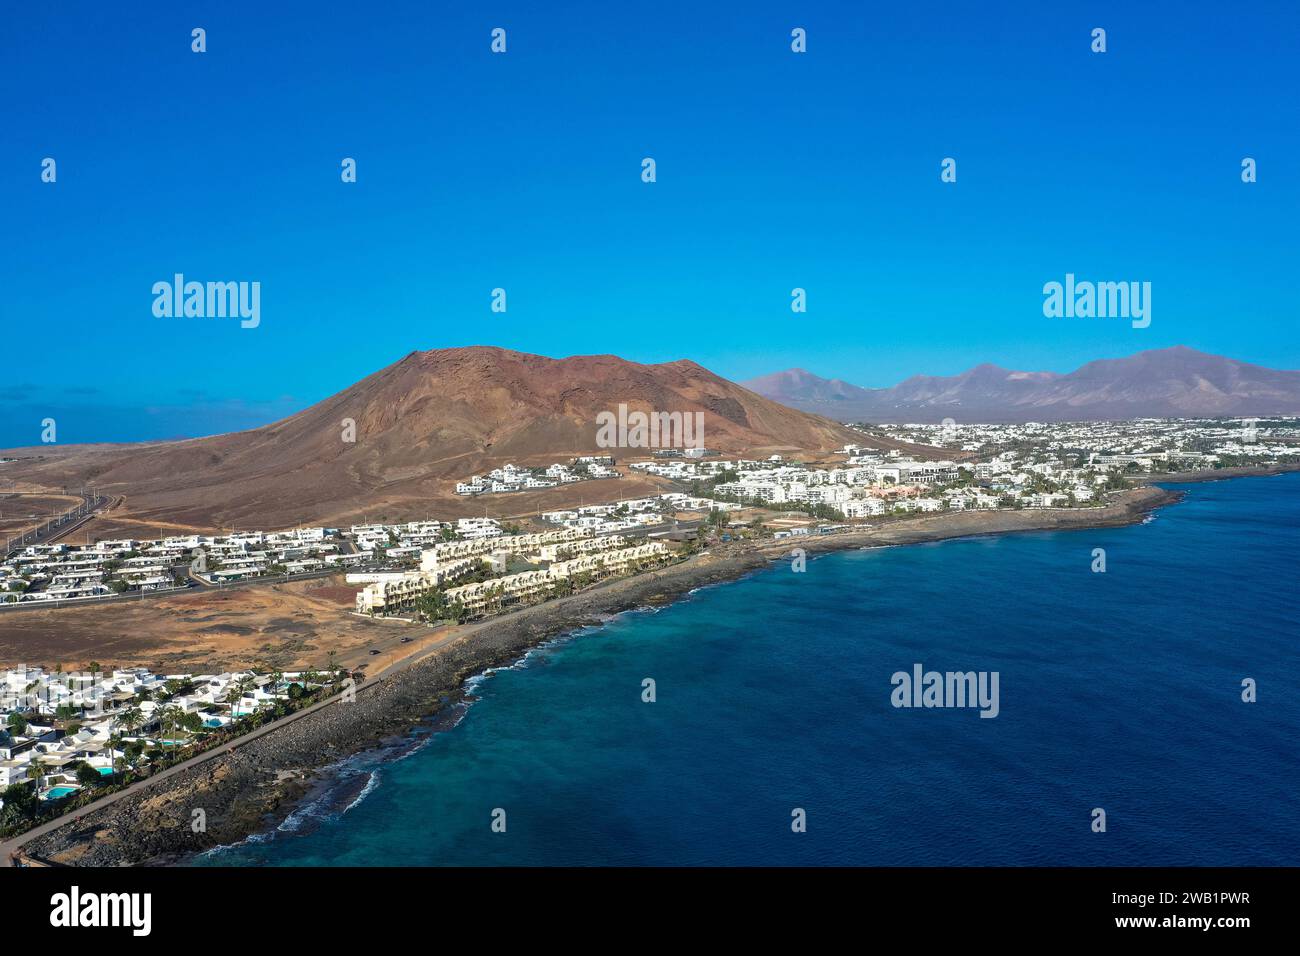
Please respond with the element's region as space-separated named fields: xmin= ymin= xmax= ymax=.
xmin=2 ymin=347 xmax=921 ymax=532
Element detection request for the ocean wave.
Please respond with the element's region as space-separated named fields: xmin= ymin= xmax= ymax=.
xmin=198 ymin=829 xmax=271 ymax=857
xmin=342 ymin=770 xmax=380 ymax=814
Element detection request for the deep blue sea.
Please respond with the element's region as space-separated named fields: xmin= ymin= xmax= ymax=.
xmin=200 ymin=474 xmax=1300 ymax=866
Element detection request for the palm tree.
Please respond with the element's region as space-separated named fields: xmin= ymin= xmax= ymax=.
xmin=160 ymin=706 xmax=186 ymax=741
xmin=120 ymin=705 xmax=143 ymax=737
xmin=223 ymin=685 xmax=244 ymax=722
xmin=225 ymin=676 xmax=256 ymax=718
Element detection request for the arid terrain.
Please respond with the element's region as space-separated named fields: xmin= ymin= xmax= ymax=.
xmin=37 ymin=472 xmax=675 ymax=543
xmin=0 ymin=492 xmax=82 ymax=543
xmin=0 ymin=347 xmax=941 ymax=533
xmin=0 ymin=576 xmax=426 ymax=674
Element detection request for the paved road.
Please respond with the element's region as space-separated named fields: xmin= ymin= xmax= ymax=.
xmin=42 ymin=494 xmax=114 ymax=547
xmin=0 ymin=523 xmax=700 ymax=859
xmin=2 ymin=492 xmax=109 ymax=556
xmin=0 ymin=619 xmax=463 ymax=866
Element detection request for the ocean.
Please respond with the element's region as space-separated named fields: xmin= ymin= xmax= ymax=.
xmin=198 ymin=474 xmax=1300 ymax=866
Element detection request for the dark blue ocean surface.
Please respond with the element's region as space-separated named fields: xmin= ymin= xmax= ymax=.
xmin=200 ymin=474 xmax=1300 ymax=866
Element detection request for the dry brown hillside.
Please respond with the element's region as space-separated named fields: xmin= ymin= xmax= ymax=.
xmin=0 ymin=347 xmax=935 ymax=532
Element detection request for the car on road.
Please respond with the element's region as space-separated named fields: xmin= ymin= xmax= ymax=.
xmin=368 ymin=648 xmax=381 ymax=655
xmin=400 ymin=637 xmax=412 ymax=644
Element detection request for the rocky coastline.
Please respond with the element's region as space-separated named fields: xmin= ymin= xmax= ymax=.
xmin=15 ymin=481 xmax=1190 ymax=865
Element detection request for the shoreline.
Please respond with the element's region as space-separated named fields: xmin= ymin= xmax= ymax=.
xmin=4 ymin=474 xmax=1252 ymax=866
xmin=1146 ymin=462 xmax=1300 ymax=483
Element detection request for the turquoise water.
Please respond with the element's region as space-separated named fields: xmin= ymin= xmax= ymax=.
xmin=45 ymin=787 xmax=78 ymax=800
xmin=96 ymin=767 xmax=114 ymax=776
xmin=201 ymin=474 xmax=1300 ymax=866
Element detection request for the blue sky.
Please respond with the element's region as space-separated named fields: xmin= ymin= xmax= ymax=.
xmin=2 ymin=1 xmax=1297 ymax=445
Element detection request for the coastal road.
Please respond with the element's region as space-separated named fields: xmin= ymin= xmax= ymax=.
xmin=0 ymin=487 xmax=1169 ymax=864
xmin=0 ymin=615 xmax=467 ymax=866
xmin=0 ymin=550 xmax=696 ymax=866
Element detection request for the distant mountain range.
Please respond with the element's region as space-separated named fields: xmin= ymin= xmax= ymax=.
xmin=743 ymin=347 xmax=1300 ymax=423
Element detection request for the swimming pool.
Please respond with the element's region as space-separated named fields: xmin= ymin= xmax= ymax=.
xmin=43 ymin=786 xmax=79 ymax=800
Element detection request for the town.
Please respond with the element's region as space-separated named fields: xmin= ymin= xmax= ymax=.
xmin=5 ymin=417 xmax=1298 ymax=611
xmin=454 ymin=456 xmax=620 ymax=496
xmin=1 ymin=663 xmax=349 ymax=825
xmin=1 ymin=414 xmax=1297 ymax=841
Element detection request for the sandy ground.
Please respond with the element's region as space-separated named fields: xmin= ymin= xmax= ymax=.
xmin=49 ymin=508 xmax=216 ymax=544
xmin=0 ymin=445 xmax=681 ymax=537
xmin=0 ymin=575 xmax=433 ymax=673
xmin=20 ymin=472 xmax=676 ymax=542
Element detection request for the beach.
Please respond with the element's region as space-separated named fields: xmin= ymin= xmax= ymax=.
xmin=6 ymin=480 xmax=1197 ymax=865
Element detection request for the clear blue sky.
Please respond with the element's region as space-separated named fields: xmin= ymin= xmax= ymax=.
xmin=2 ymin=0 xmax=1297 ymax=445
